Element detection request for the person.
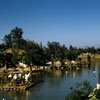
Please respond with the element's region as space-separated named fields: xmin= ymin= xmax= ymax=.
xmin=13 ymin=74 xmax=17 ymax=80
xmin=18 ymin=73 xmax=22 ymax=81
xmin=18 ymin=74 xmax=21 ymax=78
xmin=25 ymin=74 xmax=29 ymax=84
xmin=8 ymin=74 xmax=12 ymax=82
xmin=25 ymin=73 xmax=31 ymax=85
xmin=13 ymin=74 xmax=17 ymax=86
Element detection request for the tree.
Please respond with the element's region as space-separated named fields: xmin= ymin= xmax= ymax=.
xmin=0 ymin=43 xmax=6 ymax=52
xmin=47 ymin=41 xmax=64 ymax=61
xmin=4 ymin=34 xmax=12 ymax=48
xmin=11 ymin=47 xmax=19 ymax=64
xmin=66 ymin=81 xmax=93 ymax=100
xmin=66 ymin=45 xmax=78 ymax=60
xmin=3 ymin=27 xmax=24 ymax=49
xmin=93 ymin=89 xmax=100 ymax=99
xmin=23 ymin=40 xmax=44 ymax=72
xmin=10 ymin=27 xmax=23 ymax=48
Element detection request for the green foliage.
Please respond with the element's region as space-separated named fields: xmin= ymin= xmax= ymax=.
xmin=4 ymin=34 xmax=12 ymax=48
xmin=3 ymin=27 xmax=25 ymax=49
xmin=94 ymin=89 xmax=100 ymax=99
xmin=66 ymin=81 xmax=93 ymax=100
xmin=1 ymin=27 xmax=100 ymax=66
xmin=23 ymin=41 xmax=44 ymax=66
xmin=46 ymin=41 xmax=65 ymax=61
xmin=11 ymin=48 xmax=19 ymax=64
xmin=0 ymin=44 xmax=6 ymax=52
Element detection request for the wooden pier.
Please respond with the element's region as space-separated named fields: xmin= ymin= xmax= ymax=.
xmin=0 ymin=67 xmax=39 ymax=91
xmin=0 ymin=83 xmax=36 ymax=91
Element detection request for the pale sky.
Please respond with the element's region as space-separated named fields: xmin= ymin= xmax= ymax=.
xmin=0 ymin=0 xmax=100 ymax=47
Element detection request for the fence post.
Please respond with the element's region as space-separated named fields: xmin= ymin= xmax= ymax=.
xmin=1 ymin=79 xmax=2 ymax=87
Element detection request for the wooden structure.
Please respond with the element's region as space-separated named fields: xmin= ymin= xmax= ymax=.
xmin=0 ymin=69 xmax=35 ymax=91
xmin=0 ymin=83 xmax=36 ymax=90
xmin=0 ymin=83 xmax=36 ymax=91
xmin=77 ymin=53 xmax=92 ymax=67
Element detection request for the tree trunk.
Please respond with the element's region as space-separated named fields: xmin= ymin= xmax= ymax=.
xmin=30 ymin=65 xmax=32 ymax=74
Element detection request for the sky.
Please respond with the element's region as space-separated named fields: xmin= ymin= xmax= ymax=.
xmin=0 ymin=0 xmax=100 ymax=47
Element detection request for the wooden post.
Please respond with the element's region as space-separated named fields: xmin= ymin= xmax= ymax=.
xmin=1 ymin=79 xmax=3 ymax=87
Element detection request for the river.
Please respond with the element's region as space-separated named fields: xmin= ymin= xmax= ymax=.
xmin=0 ymin=62 xmax=99 ymax=100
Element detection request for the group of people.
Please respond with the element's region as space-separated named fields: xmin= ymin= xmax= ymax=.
xmin=7 ymin=72 xmax=32 ymax=86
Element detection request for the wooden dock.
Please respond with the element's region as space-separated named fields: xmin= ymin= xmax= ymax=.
xmin=0 ymin=83 xmax=36 ymax=91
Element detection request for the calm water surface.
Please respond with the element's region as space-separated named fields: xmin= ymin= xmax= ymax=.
xmin=0 ymin=62 xmax=99 ymax=100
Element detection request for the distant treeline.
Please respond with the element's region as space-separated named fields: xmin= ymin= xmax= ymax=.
xmin=0 ymin=27 xmax=100 ymax=66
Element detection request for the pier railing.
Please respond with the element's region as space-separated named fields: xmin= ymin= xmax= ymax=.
xmin=0 ymin=80 xmax=30 ymax=87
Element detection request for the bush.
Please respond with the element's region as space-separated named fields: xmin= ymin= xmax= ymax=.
xmin=66 ymin=80 xmax=93 ymax=100
xmin=94 ymin=89 xmax=100 ymax=99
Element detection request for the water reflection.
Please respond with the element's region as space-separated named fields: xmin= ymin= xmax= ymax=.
xmin=52 ymin=70 xmax=62 ymax=78
xmin=0 ymin=63 xmax=99 ymax=100
xmin=0 ymin=90 xmax=33 ymax=100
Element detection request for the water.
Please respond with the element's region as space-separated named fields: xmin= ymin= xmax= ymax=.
xmin=0 ymin=63 xmax=99 ymax=100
